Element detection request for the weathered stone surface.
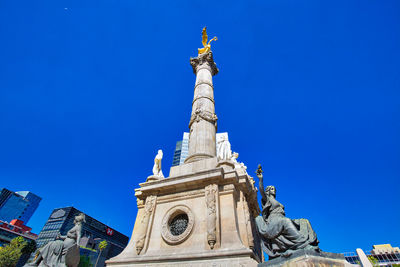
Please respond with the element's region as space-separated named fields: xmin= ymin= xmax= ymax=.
xmin=107 ymin=254 xmax=258 ymax=267
xmin=185 ymin=51 xmax=218 ymax=164
xmin=169 ymin=157 xmax=218 ymax=177
xmin=258 ymin=250 xmax=355 ymax=267
xmin=106 ymin=167 xmax=261 ymax=266
xmin=216 ymin=160 xmax=235 ymax=172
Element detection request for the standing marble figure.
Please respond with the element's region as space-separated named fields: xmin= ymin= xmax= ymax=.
xmin=26 ymin=213 xmax=84 ymax=267
xmin=152 ymin=149 xmax=164 ymax=178
xmin=255 ymin=165 xmax=320 ymax=260
xmin=217 ymin=135 xmax=231 ymax=161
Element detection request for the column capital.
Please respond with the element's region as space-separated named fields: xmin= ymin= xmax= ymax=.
xmin=190 ymin=51 xmax=219 ymax=76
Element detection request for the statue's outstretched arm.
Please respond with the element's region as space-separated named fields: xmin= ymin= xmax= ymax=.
xmin=256 ymin=164 xmax=267 ymax=201
xmin=208 ymin=37 xmax=217 ymax=46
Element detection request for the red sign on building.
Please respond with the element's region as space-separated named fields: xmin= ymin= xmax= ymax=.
xmin=106 ymin=228 xmax=114 ymax=236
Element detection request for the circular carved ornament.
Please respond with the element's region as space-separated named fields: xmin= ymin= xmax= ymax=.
xmin=161 ymin=205 xmax=195 ymax=245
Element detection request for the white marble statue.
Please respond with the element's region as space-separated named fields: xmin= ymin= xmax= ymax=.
xmin=217 ymin=135 xmax=232 ymax=161
xmin=231 ymin=152 xmax=247 ymax=170
xmin=152 ymin=150 xmax=164 ymax=178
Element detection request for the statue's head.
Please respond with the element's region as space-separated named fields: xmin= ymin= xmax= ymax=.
xmin=158 ymin=149 xmax=163 ymax=156
xmin=265 ymin=186 xmax=276 ymax=197
xmin=74 ymin=213 xmax=86 ymax=225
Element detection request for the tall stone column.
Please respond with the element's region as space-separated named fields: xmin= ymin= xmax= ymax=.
xmin=185 ymin=51 xmax=219 ymax=163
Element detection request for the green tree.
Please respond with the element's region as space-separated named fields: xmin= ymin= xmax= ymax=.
xmin=95 ymin=240 xmax=108 ymax=267
xmin=78 ymin=255 xmax=93 ymax=267
xmin=368 ymin=255 xmax=379 ymax=267
xmin=21 ymin=239 xmax=37 ymax=255
xmin=0 ymin=236 xmax=28 ymax=267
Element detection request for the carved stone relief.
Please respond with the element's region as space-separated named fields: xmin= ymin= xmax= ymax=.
xmin=205 ymin=184 xmax=218 ymax=249
xmin=135 ymin=195 xmax=156 ymax=255
xmin=189 ymin=108 xmax=218 ymax=128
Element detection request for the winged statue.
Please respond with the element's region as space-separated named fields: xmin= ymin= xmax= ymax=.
xmin=198 ymin=27 xmax=217 ymax=55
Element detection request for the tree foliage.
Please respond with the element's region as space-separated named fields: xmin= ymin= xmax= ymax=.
xmin=78 ymin=255 xmax=93 ymax=267
xmin=21 ymin=239 xmax=37 ymax=255
xmin=0 ymin=236 xmax=34 ymax=267
xmin=368 ymin=255 xmax=379 ymax=267
xmin=94 ymin=240 xmax=108 ymax=267
xmin=98 ymin=240 xmax=108 ymax=251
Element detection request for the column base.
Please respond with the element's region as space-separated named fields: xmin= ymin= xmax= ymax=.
xmin=107 ymin=249 xmax=259 ymax=267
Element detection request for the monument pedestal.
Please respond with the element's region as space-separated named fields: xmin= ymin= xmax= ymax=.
xmin=258 ymin=250 xmax=354 ymax=267
xmin=106 ymin=45 xmax=261 ymax=266
xmin=106 ymin=158 xmax=261 ymax=267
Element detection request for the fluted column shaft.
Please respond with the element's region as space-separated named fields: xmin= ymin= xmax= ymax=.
xmin=185 ymin=52 xmax=219 ymax=163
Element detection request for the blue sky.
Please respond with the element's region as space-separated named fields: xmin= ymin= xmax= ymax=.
xmin=0 ymin=0 xmax=399 ymax=254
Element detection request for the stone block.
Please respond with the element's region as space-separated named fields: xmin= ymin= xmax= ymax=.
xmin=169 ymin=157 xmax=217 ymax=177
xmin=216 ymin=160 xmax=235 ymax=172
xmin=258 ymin=250 xmax=355 ymax=267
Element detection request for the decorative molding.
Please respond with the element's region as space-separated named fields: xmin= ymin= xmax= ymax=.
xmin=184 ymin=152 xmax=214 ymax=163
xmin=192 ymin=95 xmax=215 ymax=105
xmin=135 ymin=195 xmax=156 ymax=255
xmin=156 ymin=189 xmax=205 ymax=204
xmin=205 ymin=184 xmax=218 ymax=249
xmin=194 ymin=81 xmax=214 ymax=91
xmin=222 ymin=184 xmax=235 ymax=191
xmin=190 ymin=51 xmax=219 ymax=76
xmin=161 ymin=205 xmax=195 ymax=245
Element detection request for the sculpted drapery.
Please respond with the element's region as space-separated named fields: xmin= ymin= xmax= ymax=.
xmin=255 ymin=165 xmax=320 ymax=259
xmin=26 ymin=213 xmax=84 ymax=267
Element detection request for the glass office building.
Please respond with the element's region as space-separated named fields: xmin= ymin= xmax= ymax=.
xmin=0 ymin=188 xmax=41 ymax=224
xmin=172 ymin=132 xmax=189 ymax=166
xmin=172 ymin=132 xmax=229 ymax=166
xmin=14 ymin=191 xmax=41 ymax=224
xmin=35 ymin=206 xmax=129 ymax=266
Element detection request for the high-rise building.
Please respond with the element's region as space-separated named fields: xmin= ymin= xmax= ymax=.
xmin=171 ymin=132 xmax=189 ymax=166
xmin=14 ymin=191 xmax=41 ymax=224
xmin=0 ymin=188 xmax=41 ymax=224
xmin=35 ymin=207 xmax=129 ymax=266
xmin=172 ymin=132 xmax=229 ymax=166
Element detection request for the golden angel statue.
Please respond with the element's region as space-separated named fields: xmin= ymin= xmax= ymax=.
xmin=198 ymin=27 xmax=217 ymax=55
